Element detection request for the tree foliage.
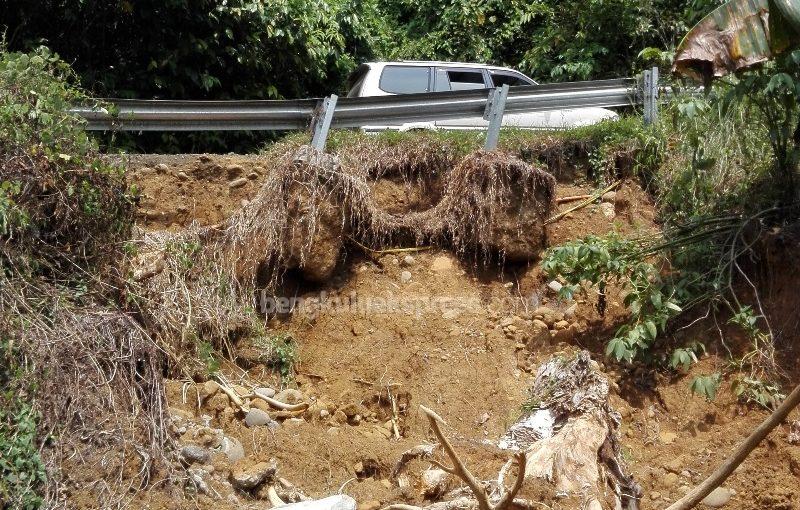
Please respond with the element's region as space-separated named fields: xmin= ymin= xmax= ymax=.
xmin=0 ymin=0 xmax=728 ymax=151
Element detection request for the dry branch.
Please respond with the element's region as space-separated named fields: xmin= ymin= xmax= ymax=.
xmin=249 ymin=390 xmax=310 ymax=412
xmin=420 ymin=405 xmax=526 ymax=510
xmin=545 ymin=180 xmax=621 ymax=225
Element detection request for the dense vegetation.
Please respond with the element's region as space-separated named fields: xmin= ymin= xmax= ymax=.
xmin=2 ymin=0 xmax=723 ymax=151
xmin=0 ymin=47 xmax=137 ymax=509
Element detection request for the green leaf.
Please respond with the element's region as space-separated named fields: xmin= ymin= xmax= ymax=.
xmin=645 ymin=320 xmax=658 ymax=339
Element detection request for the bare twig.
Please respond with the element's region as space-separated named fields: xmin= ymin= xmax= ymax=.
xmin=545 ymin=180 xmax=621 ymax=225
xmin=419 ymin=405 xmax=527 ymax=510
xmin=248 ymin=390 xmax=309 ymax=412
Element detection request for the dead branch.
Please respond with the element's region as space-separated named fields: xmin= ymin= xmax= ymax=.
xmin=419 ymin=405 xmax=526 ymax=510
xmin=213 ymin=375 xmax=249 ymax=412
xmin=267 ymin=485 xmax=286 ymax=507
xmin=249 ymin=390 xmax=310 ymax=411
xmin=666 ymin=382 xmax=800 ymax=510
xmin=556 ymin=194 xmax=592 ymax=204
xmin=545 ymin=180 xmax=621 ymax=225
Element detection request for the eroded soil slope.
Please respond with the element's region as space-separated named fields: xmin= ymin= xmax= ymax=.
xmin=116 ymin=153 xmax=800 ymax=510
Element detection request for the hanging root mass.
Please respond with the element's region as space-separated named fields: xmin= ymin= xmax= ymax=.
xmin=129 ymin=144 xmax=556 ymax=359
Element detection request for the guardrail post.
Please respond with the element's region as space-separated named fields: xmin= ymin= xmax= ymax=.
xmin=643 ymin=67 xmax=659 ymax=126
xmin=483 ymin=84 xmax=509 ymax=150
xmin=310 ymin=94 xmax=338 ymax=152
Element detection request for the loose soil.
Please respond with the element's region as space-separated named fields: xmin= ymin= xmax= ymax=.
xmin=99 ymin=153 xmax=800 ymax=510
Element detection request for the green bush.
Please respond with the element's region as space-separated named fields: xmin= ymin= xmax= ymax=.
xmin=0 ymin=46 xmax=135 ymax=275
xmin=0 ymin=337 xmax=46 ymax=510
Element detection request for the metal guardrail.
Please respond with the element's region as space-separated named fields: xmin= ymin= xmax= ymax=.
xmin=72 ymin=70 xmax=666 ymax=151
xmin=74 ymin=78 xmax=640 ymax=132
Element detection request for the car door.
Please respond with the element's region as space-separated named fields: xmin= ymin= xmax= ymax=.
xmin=433 ymin=67 xmax=492 ymax=129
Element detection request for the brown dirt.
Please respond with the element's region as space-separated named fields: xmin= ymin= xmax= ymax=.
xmin=75 ymin=152 xmax=800 ymax=510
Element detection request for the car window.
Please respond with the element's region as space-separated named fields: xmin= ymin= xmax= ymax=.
xmin=434 ymin=68 xmax=451 ymax=92
xmin=444 ymin=70 xmax=486 ymax=90
xmin=379 ymin=65 xmax=431 ymax=94
xmin=490 ymin=71 xmax=534 ymax=87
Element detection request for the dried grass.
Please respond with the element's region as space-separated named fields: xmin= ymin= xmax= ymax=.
xmin=0 ymin=276 xmax=169 ymax=509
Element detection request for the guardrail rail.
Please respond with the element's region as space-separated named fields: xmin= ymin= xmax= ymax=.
xmin=73 ymin=69 xmax=662 ymax=151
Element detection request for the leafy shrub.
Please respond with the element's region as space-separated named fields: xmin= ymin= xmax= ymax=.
xmin=0 ymin=336 xmax=46 ymax=510
xmin=0 ymin=46 xmax=135 ymax=275
xmin=255 ymin=332 xmax=300 ymax=385
xmin=543 ymin=233 xmax=684 ymax=362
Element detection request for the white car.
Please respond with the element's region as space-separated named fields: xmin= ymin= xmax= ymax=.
xmin=346 ymin=61 xmax=618 ymax=131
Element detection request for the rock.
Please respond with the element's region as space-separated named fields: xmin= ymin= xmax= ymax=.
xmin=401 ymin=255 xmax=416 ymax=267
xmin=340 ymin=403 xmax=367 ymax=419
xmin=274 ymin=388 xmax=305 ymax=404
xmin=251 ymin=398 xmax=273 ymax=414
xmin=278 ymin=495 xmax=357 ymax=510
xmin=600 ymin=202 xmax=615 ymax=219
xmin=199 ymin=155 xmax=212 ymax=163
xmin=248 ymin=171 xmax=259 ymax=180
xmin=547 ymin=280 xmax=563 ymax=293
xmin=187 ymin=467 xmax=211 ymax=495
xmin=180 ymin=445 xmax=210 ymax=465
xmin=526 ymin=319 xmax=551 ymax=349
xmin=220 ymin=436 xmax=245 ymax=463
xmin=650 ymin=491 xmax=661 ymax=500
xmin=226 ymin=164 xmax=245 ymax=179
xmin=663 ymin=472 xmax=679 ymax=488
xmin=664 ymin=458 xmax=683 ymax=474
xmin=229 ymin=177 xmax=248 ymax=189
xmin=533 ymin=306 xmax=563 ymax=327
xmin=230 ymin=458 xmax=277 ymax=490
xmin=660 ymin=431 xmax=678 ymax=445
xmin=245 ymin=408 xmax=276 ymax=428
xmin=601 ymin=191 xmax=617 ymax=203
xmin=500 ymin=317 xmax=515 ymax=327
xmin=360 ymin=500 xmax=381 ymax=510
xmin=193 ymin=426 xmax=224 ymax=448
xmin=177 ymin=171 xmax=189 ymax=181
xmin=564 ymin=303 xmax=577 ymax=318
xmin=254 ymin=387 xmax=276 ymax=399
xmin=199 ymin=380 xmax=220 ymax=401
xmin=421 ymin=468 xmax=451 ymax=498
xmin=400 ymin=270 xmax=412 ymax=284
xmin=553 ymin=320 xmax=569 ymax=330
xmin=155 ymin=163 xmax=169 ymax=174
xmin=430 ymin=256 xmax=453 ymax=273
xmin=702 ymin=487 xmax=735 ymax=507
xmin=333 ymin=410 xmax=347 ymax=424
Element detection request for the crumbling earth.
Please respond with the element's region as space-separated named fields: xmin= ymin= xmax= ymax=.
xmin=72 ymin=147 xmax=800 ymax=510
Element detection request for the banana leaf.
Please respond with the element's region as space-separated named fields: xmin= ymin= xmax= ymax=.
xmin=673 ymin=0 xmax=800 ymax=82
